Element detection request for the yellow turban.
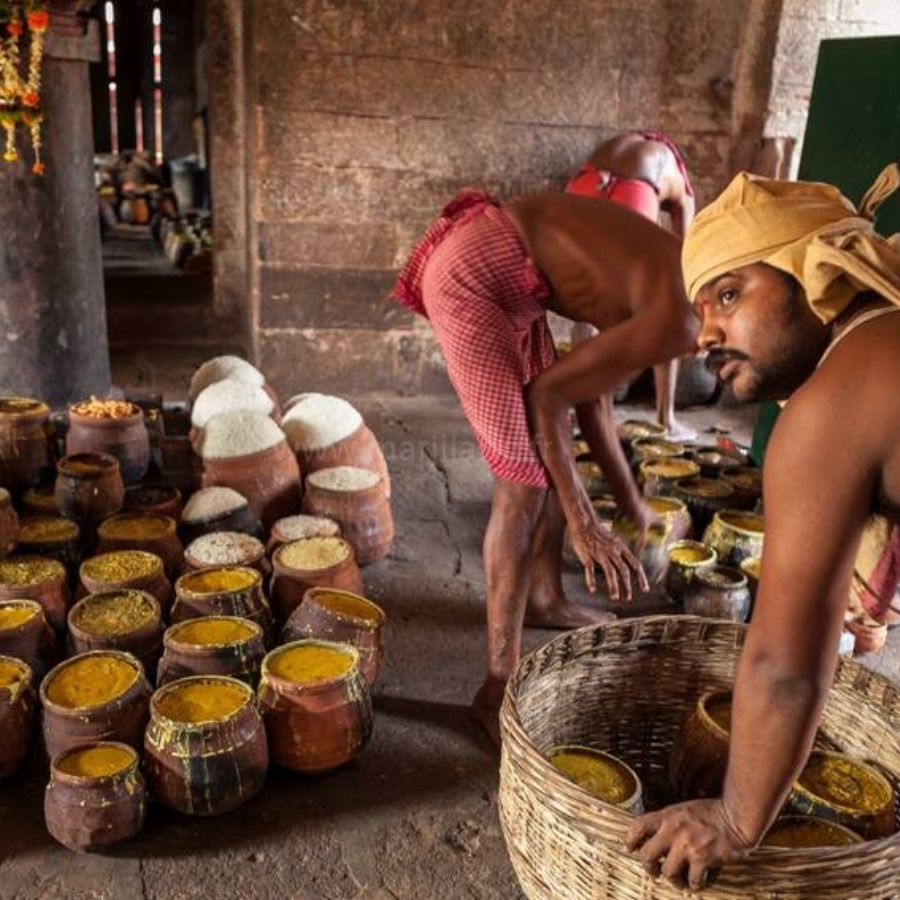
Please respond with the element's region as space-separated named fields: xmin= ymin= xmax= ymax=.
xmin=682 ymin=163 xmax=900 ymax=323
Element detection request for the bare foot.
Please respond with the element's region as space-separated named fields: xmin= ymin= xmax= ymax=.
xmin=471 ymin=680 xmax=504 ymax=749
xmin=661 ymin=418 xmax=697 ymax=442
xmin=524 ymin=597 xmax=617 ymax=630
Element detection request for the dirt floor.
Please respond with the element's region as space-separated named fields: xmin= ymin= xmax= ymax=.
xmin=2 ymin=392 xmax=898 ymax=900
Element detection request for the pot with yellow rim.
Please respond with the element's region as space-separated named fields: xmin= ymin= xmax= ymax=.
xmin=630 ymin=436 xmax=685 ymax=465
xmin=0 ymin=599 xmax=57 ymax=678
xmin=672 ymin=476 xmax=736 ymax=534
xmin=0 ymin=555 xmax=70 ymax=631
xmin=665 ymin=540 xmax=717 ymax=605
xmin=547 ymin=745 xmax=643 ymax=813
xmin=79 ymin=550 xmax=173 ymax=619
xmin=646 ymin=495 xmax=693 ymax=544
xmin=703 ymin=509 xmax=765 ymax=568
xmin=96 ymin=512 xmax=183 ymax=579
xmin=0 ymin=655 xmax=36 ymax=780
xmin=15 ymin=516 xmax=81 ymax=573
xmin=638 ymin=457 xmax=700 ymax=498
xmin=761 ymin=816 xmax=863 ymax=849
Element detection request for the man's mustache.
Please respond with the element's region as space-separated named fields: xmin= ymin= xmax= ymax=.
xmin=702 ymin=348 xmax=750 ymax=374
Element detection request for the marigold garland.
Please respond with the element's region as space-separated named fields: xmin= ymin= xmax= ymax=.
xmin=0 ymin=1 xmax=49 ymax=173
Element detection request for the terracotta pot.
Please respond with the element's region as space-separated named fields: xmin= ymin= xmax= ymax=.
xmin=0 ymin=489 xmax=18 ymax=557
xmin=638 ymin=458 xmax=700 ymax=498
xmin=183 ymin=532 xmax=268 ymax=577
xmin=0 ymin=397 xmax=54 ymax=495
xmin=670 ymin=690 xmax=732 ymax=800
xmin=721 ymin=466 xmax=763 ymax=509
xmin=297 ymin=424 xmax=391 ymax=499
xmin=55 ymin=453 xmax=125 ymax=524
xmin=617 ymin=419 xmax=666 ymax=458
xmin=0 ymin=655 xmax=36 ymax=780
xmin=302 ymin=468 xmax=394 ymax=565
xmin=123 ymin=482 xmax=183 ymax=519
xmin=0 ymin=599 xmax=57 ymax=679
xmin=67 ymin=590 xmax=164 ymax=680
xmin=672 ymin=476 xmax=736 ymax=534
xmin=40 ymin=650 xmax=152 ymax=759
xmin=79 ymin=551 xmax=173 ymax=619
xmin=96 ymin=512 xmax=184 ymax=579
xmin=645 ymin=496 xmax=693 ymax=544
xmin=630 ymin=436 xmax=685 ymax=464
xmin=683 ymin=564 xmax=752 ymax=622
xmin=787 ymin=751 xmax=896 ymax=840
xmin=689 ymin=447 xmax=744 ymax=480
xmin=281 ymin=587 xmax=385 ymax=686
xmin=179 ymin=503 xmax=264 ymax=547
xmin=157 ymin=617 xmax=266 ymax=687
xmin=270 ymin=538 xmax=363 ymax=625
xmin=45 ymin=741 xmax=146 ymax=851
xmin=172 ymin=567 xmax=273 ymax=642
xmin=66 ymin=408 xmax=150 ymax=485
xmin=0 ymin=555 xmax=70 ymax=631
xmin=258 ymin=640 xmax=373 ymax=773
xmin=845 ymin=614 xmax=888 ymax=655
xmin=15 ymin=516 xmax=81 ymax=573
xmin=665 ymin=541 xmax=717 ymax=606
xmin=20 ymin=483 xmax=59 ymax=517
xmin=702 ymin=509 xmax=765 ymax=568
xmin=266 ymin=514 xmax=341 ymax=558
xmin=201 ymin=441 xmax=301 ymax=531
xmin=144 ymin=676 xmax=268 ymax=816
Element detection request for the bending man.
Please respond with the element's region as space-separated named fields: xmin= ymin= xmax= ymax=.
xmin=392 ymin=190 xmax=697 ymax=742
xmin=627 ymin=164 xmax=900 ymax=891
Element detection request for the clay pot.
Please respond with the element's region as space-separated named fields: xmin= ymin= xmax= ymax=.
xmin=67 ymin=591 xmax=164 ymax=680
xmin=20 ymin=483 xmax=59 ymax=517
xmin=762 ymin=816 xmax=863 ymax=848
xmin=575 ymin=460 xmax=609 ymax=497
xmin=638 ymin=458 xmax=700 ymax=498
xmin=672 ymin=476 xmax=736 ymax=534
xmin=0 ymin=599 xmax=57 ymax=678
xmin=645 ymin=496 xmax=693 ymax=544
xmin=665 ymin=541 xmax=717 ymax=606
xmin=683 ymin=565 xmax=752 ymax=622
xmin=258 ymin=640 xmax=373 ymax=773
xmin=66 ymin=408 xmax=150 ymax=485
xmin=183 ymin=532 xmax=268 ymax=576
xmin=157 ymin=617 xmax=266 ymax=687
xmin=144 ymin=675 xmax=268 ymax=816
xmin=630 ymin=437 xmax=685 ymax=464
xmin=40 ymin=650 xmax=152 ymax=759
xmin=172 ymin=567 xmax=273 ymax=642
xmin=201 ymin=441 xmax=301 ymax=531
xmin=281 ymin=588 xmax=385 ymax=686
xmin=0 ymin=397 xmax=54 ymax=495
xmin=0 ymin=655 xmax=36 ymax=780
xmin=179 ymin=503 xmax=264 ymax=547
xmin=45 ymin=741 xmax=146 ymax=851
xmin=15 ymin=516 xmax=81 ymax=573
xmin=297 ymin=424 xmax=392 ymax=499
xmin=612 ymin=520 xmax=671 ymax=588
xmin=670 ymin=690 xmax=732 ymax=800
xmin=617 ymin=419 xmax=665 ymax=458
xmin=721 ymin=466 xmax=763 ymax=509
xmin=96 ymin=512 xmax=184 ymax=579
xmin=270 ymin=538 xmax=363 ymax=625
xmin=0 ymin=489 xmax=18 ymax=557
xmin=547 ymin=745 xmax=644 ymax=813
xmin=787 ymin=751 xmax=896 ymax=840
xmin=690 ymin=447 xmax=744 ymax=479
xmin=702 ymin=509 xmax=765 ymax=568
xmin=79 ymin=551 xmax=173 ymax=620
xmin=266 ymin=514 xmax=341 ymax=558
xmin=55 ymin=453 xmax=125 ymax=524
xmin=302 ymin=468 xmax=394 ymax=565
xmin=123 ymin=482 xmax=183 ymax=519
xmin=0 ymin=555 xmax=70 ymax=631
xmin=845 ymin=614 xmax=888 ymax=655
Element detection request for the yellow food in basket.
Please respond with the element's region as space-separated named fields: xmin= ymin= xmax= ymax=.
xmin=797 ymin=754 xmax=892 ymax=813
xmin=46 ymin=654 xmax=139 ymax=708
xmin=56 ymin=745 xmax=135 ymax=778
xmin=156 ymin=680 xmax=248 ymax=723
xmin=548 ymin=747 xmax=637 ymax=805
xmin=268 ymin=644 xmax=354 ymax=684
xmin=762 ymin=817 xmax=861 ymax=848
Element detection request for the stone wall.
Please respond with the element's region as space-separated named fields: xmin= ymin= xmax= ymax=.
xmin=240 ymin=0 xmax=751 ymax=397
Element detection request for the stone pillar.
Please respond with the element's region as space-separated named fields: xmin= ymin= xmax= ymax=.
xmin=0 ymin=1 xmax=110 ymax=408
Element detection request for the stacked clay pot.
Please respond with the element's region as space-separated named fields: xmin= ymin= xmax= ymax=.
xmin=282 ymin=393 xmax=391 ymax=497
xmin=0 ymin=655 xmax=36 ymax=779
xmin=45 ymin=741 xmax=146 ymax=851
xmin=66 ymin=400 xmax=150 ymax=485
xmin=302 ymin=466 xmax=393 ymax=564
xmin=144 ymin=675 xmax=268 ymax=815
xmin=0 ymin=397 xmax=54 ymax=496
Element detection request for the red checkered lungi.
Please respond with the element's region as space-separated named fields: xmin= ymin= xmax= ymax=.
xmin=392 ymin=191 xmax=556 ymax=488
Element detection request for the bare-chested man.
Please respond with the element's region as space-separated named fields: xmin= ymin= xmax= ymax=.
xmin=392 ymin=190 xmax=697 ymax=742
xmin=567 ymin=132 xmax=697 ymax=439
xmin=627 ymin=165 xmax=900 ymax=891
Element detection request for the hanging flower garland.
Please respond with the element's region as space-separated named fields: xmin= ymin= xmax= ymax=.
xmin=0 ymin=1 xmax=49 ymax=174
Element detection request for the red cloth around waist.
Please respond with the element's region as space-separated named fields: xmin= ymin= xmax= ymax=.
xmin=565 ymin=164 xmax=660 ymax=220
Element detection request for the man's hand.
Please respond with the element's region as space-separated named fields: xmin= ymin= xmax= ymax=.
xmin=568 ymin=522 xmax=648 ymax=601
xmin=615 ymin=495 xmax=659 ymax=550
xmin=625 ymin=799 xmax=754 ymax=893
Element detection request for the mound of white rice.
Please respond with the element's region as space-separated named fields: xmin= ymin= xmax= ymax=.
xmin=181 ymin=486 xmax=248 ymax=524
xmin=189 ymin=355 xmax=265 ymax=402
xmin=186 ymin=530 xmax=265 ymax=566
xmin=191 ymin=378 xmax=274 ymax=429
xmin=272 ymin=514 xmax=340 ymax=541
xmin=307 ymin=466 xmax=380 ymax=492
xmin=281 ymin=393 xmax=362 ymax=452
xmin=199 ymin=411 xmax=286 ymax=459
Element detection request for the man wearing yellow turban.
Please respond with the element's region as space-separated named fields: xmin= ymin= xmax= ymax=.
xmin=626 ymin=163 xmax=900 ymax=891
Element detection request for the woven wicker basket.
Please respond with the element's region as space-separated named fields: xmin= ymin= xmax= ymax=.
xmin=499 ymin=616 xmax=900 ymax=899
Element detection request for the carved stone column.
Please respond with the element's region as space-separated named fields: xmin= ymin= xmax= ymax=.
xmin=0 ymin=1 xmax=110 ymax=408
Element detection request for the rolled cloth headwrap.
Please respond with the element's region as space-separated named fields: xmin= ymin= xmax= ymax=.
xmin=682 ymin=163 xmax=900 ymax=323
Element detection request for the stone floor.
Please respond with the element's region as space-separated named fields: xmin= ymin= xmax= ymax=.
xmin=1 ymin=393 xmax=898 ymax=899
